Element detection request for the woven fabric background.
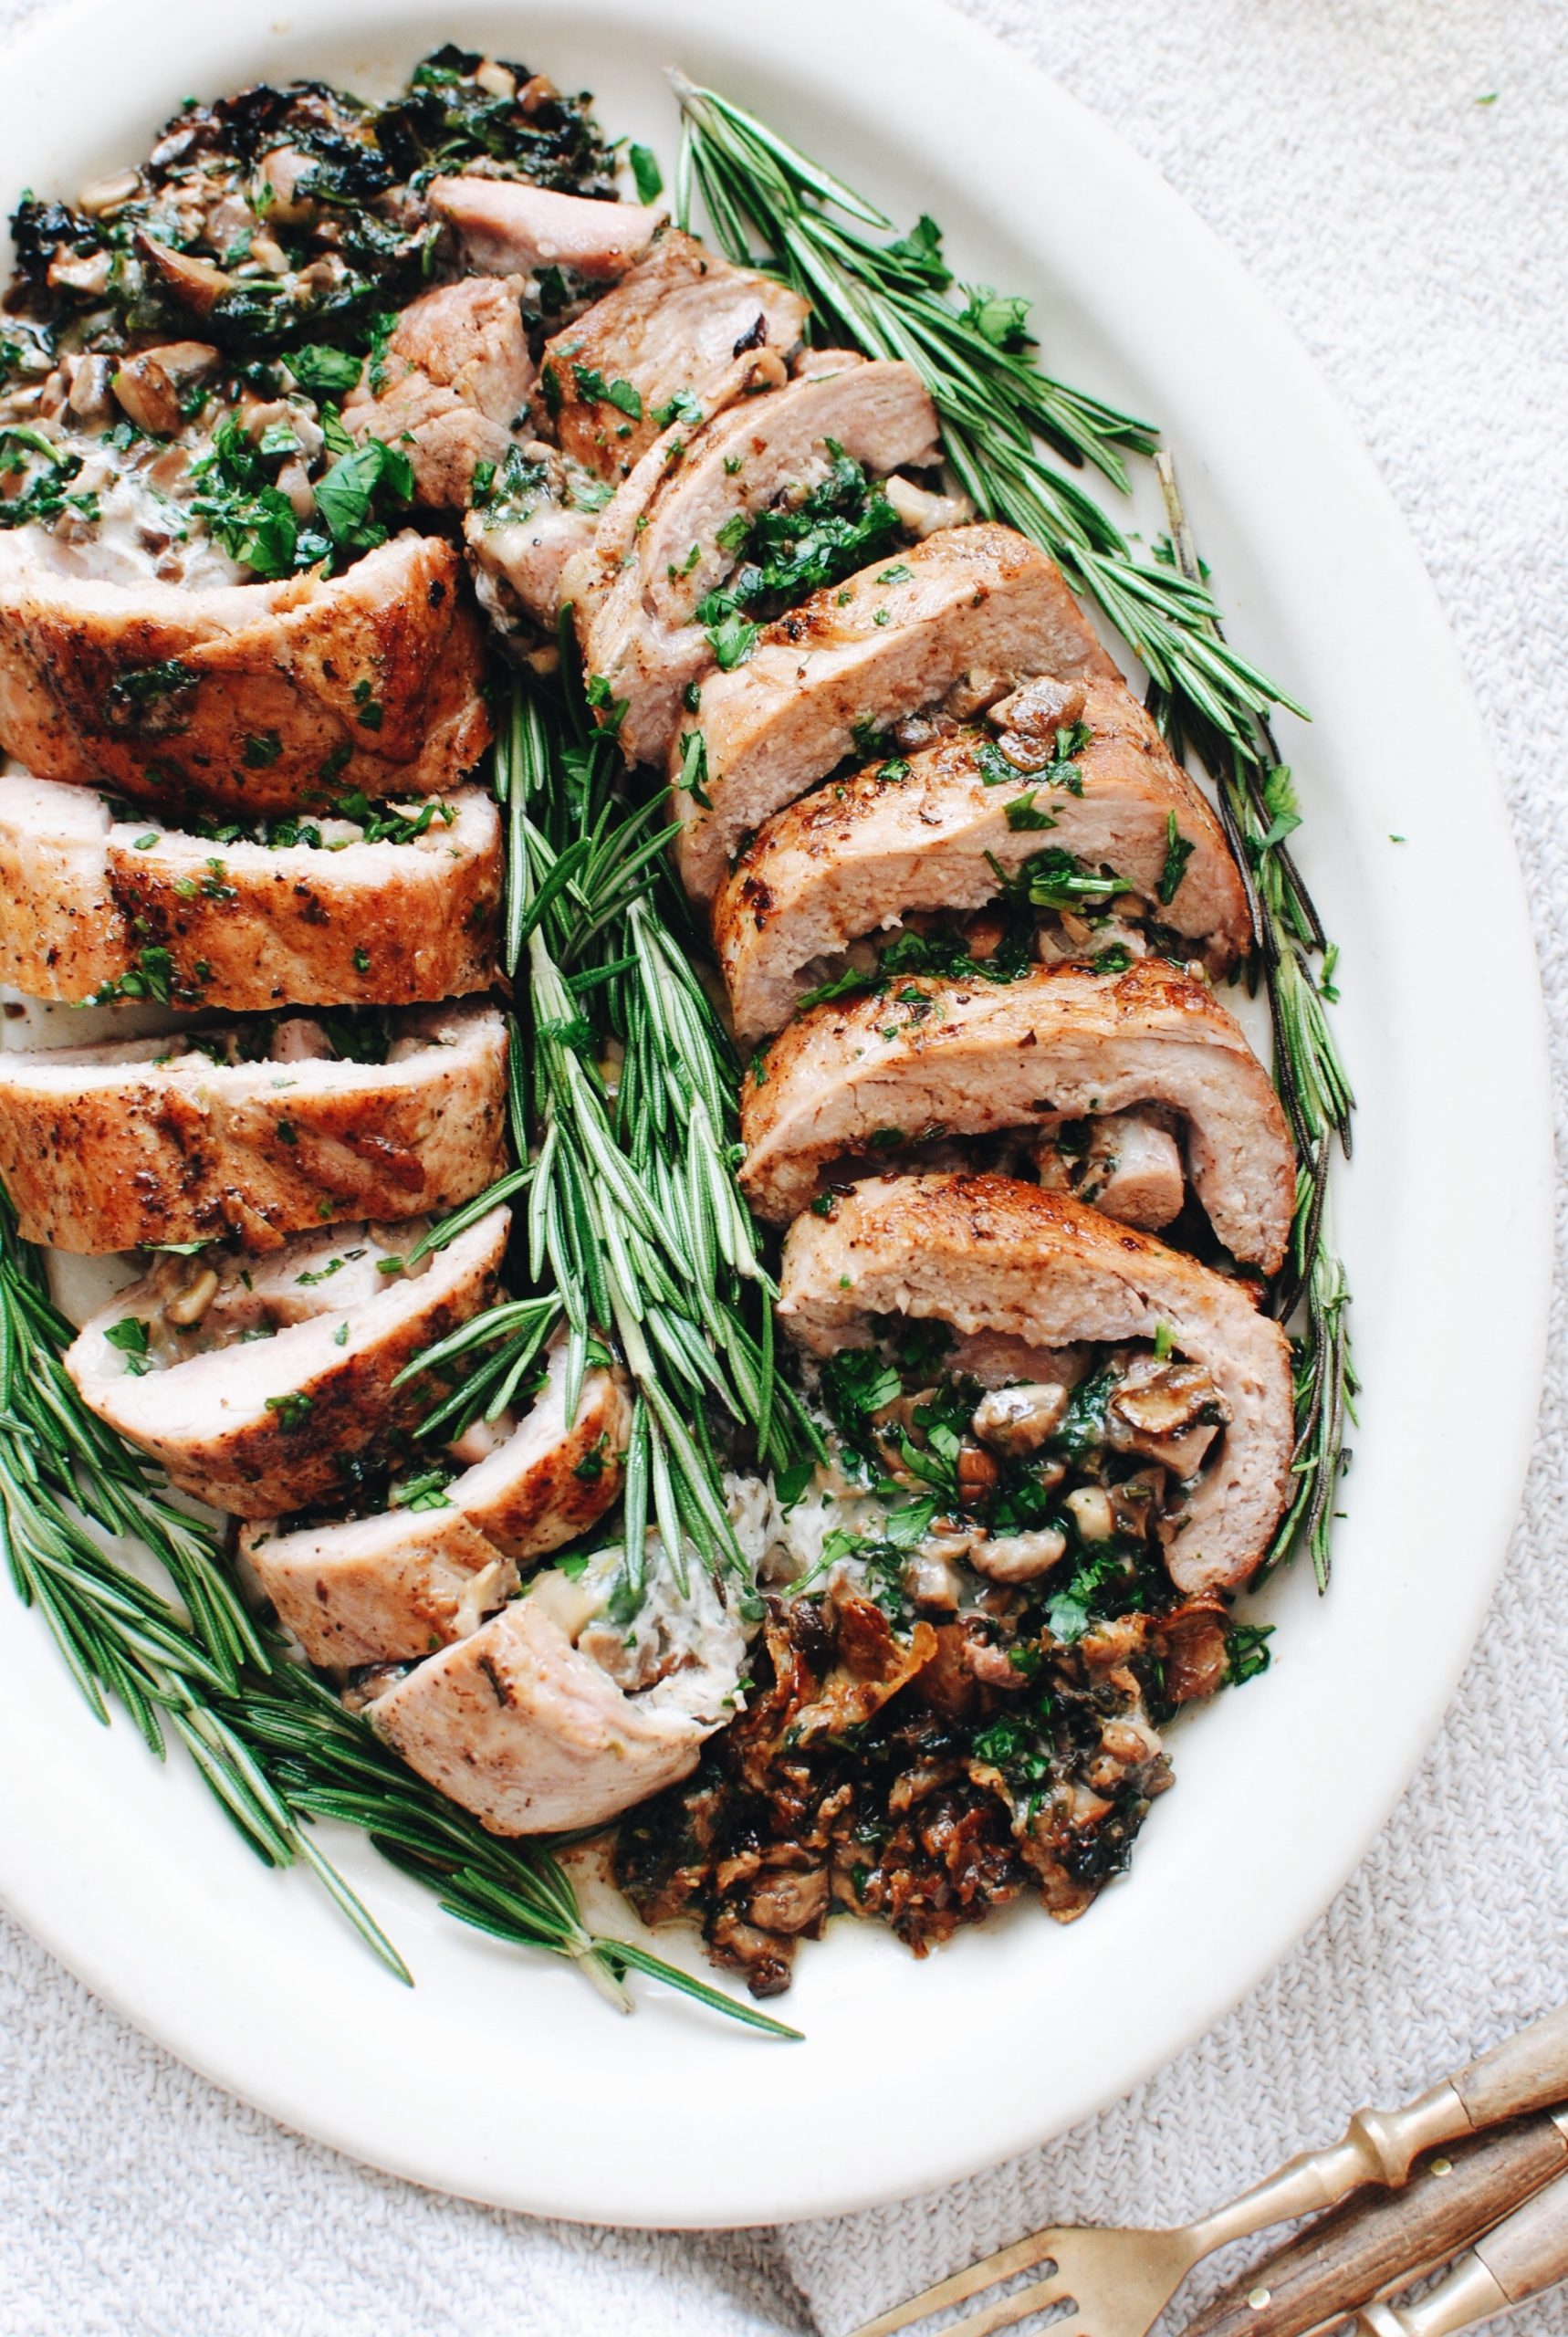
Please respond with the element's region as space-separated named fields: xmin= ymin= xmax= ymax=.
xmin=0 ymin=1 xmax=1563 ymax=2331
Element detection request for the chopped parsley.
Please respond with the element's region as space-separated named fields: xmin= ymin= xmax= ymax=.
xmin=1157 ymin=812 xmax=1196 ymax=907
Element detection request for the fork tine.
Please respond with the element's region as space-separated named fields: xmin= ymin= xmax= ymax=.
xmin=849 ymin=2231 xmax=1063 ymax=2337
xmin=935 ymin=2276 xmax=1078 ymax=2337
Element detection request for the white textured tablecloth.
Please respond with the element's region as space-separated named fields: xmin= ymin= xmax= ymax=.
xmin=2 ymin=1 xmax=1565 ymax=2331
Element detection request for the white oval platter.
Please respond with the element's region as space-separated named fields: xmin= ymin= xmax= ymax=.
xmin=0 ymin=0 xmax=1551 ymax=2230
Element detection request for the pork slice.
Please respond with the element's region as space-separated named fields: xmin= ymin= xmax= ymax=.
xmin=239 ymin=1342 xmax=631 ymax=1664
xmin=0 ymin=531 xmax=490 ymax=816
xmin=242 ymin=1507 xmax=519 ymax=1668
xmin=539 ymin=230 xmax=809 ymax=482
xmin=0 ymin=1001 xmax=508 ymax=1254
xmin=672 ymin=522 xmax=1119 ymax=901
xmin=65 ymin=1208 xmax=509 ymax=1516
xmin=778 ymin=1174 xmax=1292 ymax=1592
xmin=715 ymin=676 xmax=1251 ymax=1039
xmin=0 ymin=770 xmax=500 ymax=1010
xmin=430 ymin=177 xmax=663 ymax=282
xmin=368 ymin=1596 xmax=728 ymax=1835
xmin=453 ymin=1336 xmax=632 ymax=1557
xmin=573 ymin=360 xmax=941 ymax=767
xmin=345 ymin=277 xmax=534 ymax=509
xmin=742 ymin=959 xmax=1294 ymax=1272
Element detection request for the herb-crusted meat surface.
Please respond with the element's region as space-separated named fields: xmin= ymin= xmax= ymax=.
xmin=344 ymin=275 xmax=535 ymax=510
xmin=0 ymin=1001 xmax=507 ymax=1254
xmin=570 ymin=358 xmax=942 ymax=766
xmin=66 ymin=1207 xmax=508 ymax=1516
xmin=742 ymin=959 xmax=1294 ymax=1272
xmin=539 ymin=229 xmax=809 ymax=483
xmin=0 ymin=771 xmax=500 ymax=1010
xmin=715 ymin=673 xmax=1251 ymax=1041
xmin=671 ymin=521 xmax=1120 ymax=902
xmin=241 ymin=1340 xmax=632 ymax=1664
xmin=0 ymin=529 xmax=490 ymax=814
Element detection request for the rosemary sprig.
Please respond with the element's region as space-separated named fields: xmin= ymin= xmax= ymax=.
xmin=0 ymin=1198 xmax=797 ymax=2035
xmin=671 ymin=75 xmax=1304 ymax=759
xmin=672 ymin=77 xmax=1353 ymax=1586
xmin=423 ymin=678 xmax=820 ymax=1611
xmin=1149 ymin=456 xmax=1355 ymax=1587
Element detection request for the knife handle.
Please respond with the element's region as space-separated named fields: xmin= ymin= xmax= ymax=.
xmin=1180 ymin=2112 xmax=1568 ymax=2337
xmin=1356 ymin=2166 xmax=1568 ymax=2336
xmin=1452 ymin=2007 xmax=1568 ymax=2131
xmin=1474 ymin=2163 xmax=1568 ymax=2301
xmin=1190 ymin=2011 xmax=1568 ymax=2257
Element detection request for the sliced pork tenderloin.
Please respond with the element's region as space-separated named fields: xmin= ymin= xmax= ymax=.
xmin=0 ymin=530 xmax=489 ymax=816
xmin=430 ymin=176 xmax=663 ymax=282
xmin=538 ymin=229 xmax=809 ymax=484
xmin=778 ymin=1174 xmax=1292 ymax=1592
xmin=65 ymin=1208 xmax=509 ymax=1517
xmin=670 ymin=522 xmax=1119 ymax=901
xmin=0 ymin=770 xmax=499 ymax=1010
xmin=570 ymin=359 xmax=942 ymax=766
xmin=741 ymin=961 xmax=1293 ymax=1272
xmin=344 ymin=276 xmax=533 ymax=508
xmin=241 ymin=1339 xmax=632 ymax=1665
xmin=715 ymin=675 xmax=1250 ymax=1039
xmin=368 ymin=1548 xmax=745 ymax=1834
xmin=0 ymin=1002 xmax=508 ymax=1254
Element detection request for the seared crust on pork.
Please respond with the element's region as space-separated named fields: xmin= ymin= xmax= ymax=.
xmin=539 ymin=230 xmax=809 ymax=483
xmin=369 ymin=1598 xmax=714 ymax=1835
xmin=0 ymin=531 xmax=490 ymax=814
xmin=65 ymin=1209 xmax=509 ymax=1517
xmin=571 ymin=360 xmax=942 ymax=766
xmin=240 ymin=1342 xmax=632 ymax=1665
xmin=0 ymin=1003 xmax=508 ymax=1254
xmin=672 ymin=523 xmax=1119 ymax=902
xmin=716 ymin=678 xmax=1251 ymax=1038
xmin=779 ymin=1175 xmax=1292 ymax=1591
xmin=0 ymin=771 xmax=500 ymax=1009
xmin=742 ymin=961 xmax=1294 ymax=1272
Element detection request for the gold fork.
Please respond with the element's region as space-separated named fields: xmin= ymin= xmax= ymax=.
xmin=850 ymin=2005 xmax=1568 ymax=2337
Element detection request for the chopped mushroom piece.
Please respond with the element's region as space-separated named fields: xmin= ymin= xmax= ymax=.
xmin=1035 ymin=1112 xmax=1187 ymax=1234
xmin=970 ymin=1381 xmax=1071 ymax=1455
xmin=110 ymin=341 xmax=220 ymax=436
